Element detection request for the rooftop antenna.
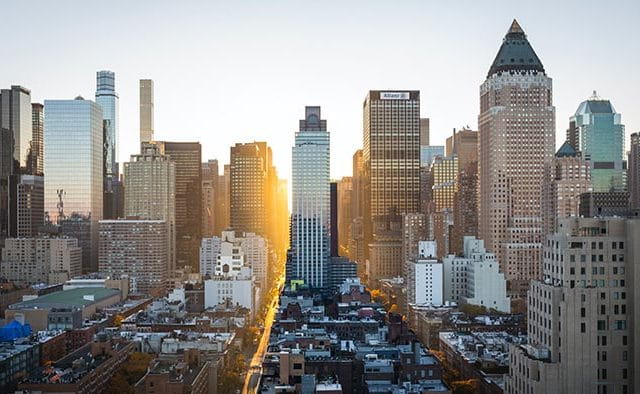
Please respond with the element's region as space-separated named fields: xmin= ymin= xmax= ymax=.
xmin=590 ymin=90 xmax=600 ymax=100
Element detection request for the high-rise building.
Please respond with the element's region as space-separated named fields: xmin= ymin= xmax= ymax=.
xmin=402 ymin=213 xmax=428 ymax=264
xmin=629 ymin=132 xmax=640 ymax=209
xmin=579 ymin=191 xmax=629 ymax=217
xmin=541 ymin=141 xmax=592 ymax=236
xmin=242 ymin=232 xmax=268 ymax=291
xmin=287 ymin=106 xmax=330 ymax=289
xmin=420 ymin=118 xmax=430 ymax=146
xmin=44 ymin=97 xmax=103 ymax=272
xmin=364 ymin=90 xmax=421 ymax=219
xmin=420 ymin=145 xmax=444 ymax=168
xmin=431 ymin=155 xmax=458 ymax=213
xmin=155 ymin=141 xmax=202 ymax=272
xmin=99 ymin=219 xmax=168 ymax=296
xmin=445 ymin=127 xmax=478 ymax=171
xmin=230 ymin=142 xmax=270 ymax=236
xmin=139 ymin=79 xmax=154 ymax=143
xmin=337 ymin=176 xmax=352 ymax=256
xmin=0 ymin=237 xmax=82 ymax=286
xmin=367 ymin=209 xmax=403 ymax=286
xmin=478 ymin=20 xmax=555 ymax=298
xmin=202 ymin=159 xmax=218 ymax=237
xmin=349 ymin=150 xmax=366 ymax=265
xmin=59 ymin=213 xmax=92 ymax=274
xmin=217 ymin=164 xmax=231 ymax=233
xmin=124 ymin=142 xmax=176 ymax=270
xmin=330 ymin=182 xmax=338 ymax=257
xmin=0 ymin=85 xmax=44 ymax=239
xmin=95 ymin=71 xmax=119 ymax=220
xmin=452 ymin=162 xmax=478 ymax=254
xmin=29 ymin=103 xmax=44 ymax=176
xmin=569 ymin=94 xmax=625 ymax=192
xmin=505 ymin=217 xmax=640 ymax=393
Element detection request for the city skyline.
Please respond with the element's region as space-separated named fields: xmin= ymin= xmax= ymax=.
xmin=1 ymin=1 xmax=638 ymax=183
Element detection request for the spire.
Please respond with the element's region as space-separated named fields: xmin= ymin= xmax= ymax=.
xmin=555 ymin=141 xmax=578 ymax=158
xmin=509 ymin=19 xmax=524 ymax=34
xmin=487 ymin=20 xmax=545 ymax=77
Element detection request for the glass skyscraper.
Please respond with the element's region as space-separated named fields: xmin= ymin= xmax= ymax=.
xmin=287 ymin=106 xmax=330 ymax=289
xmin=44 ymin=97 xmax=103 ymax=272
xmin=95 ymin=71 xmax=120 ymax=219
xmin=569 ymin=94 xmax=625 ymax=192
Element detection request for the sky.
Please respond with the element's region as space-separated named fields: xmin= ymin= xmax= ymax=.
xmin=1 ymin=0 xmax=638 ymax=183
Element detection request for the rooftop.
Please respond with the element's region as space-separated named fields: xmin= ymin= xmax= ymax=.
xmin=9 ymin=287 xmax=121 ymax=310
xmin=488 ymin=19 xmax=545 ymax=77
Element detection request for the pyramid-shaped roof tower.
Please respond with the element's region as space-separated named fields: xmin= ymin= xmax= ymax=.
xmin=487 ymin=19 xmax=545 ymax=78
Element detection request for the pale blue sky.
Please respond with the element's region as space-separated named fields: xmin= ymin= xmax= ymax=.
xmin=1 ymin=0 xmax=638 ymax=181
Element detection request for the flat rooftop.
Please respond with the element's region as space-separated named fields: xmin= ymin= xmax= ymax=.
xmin=9 ymin=287 xmax=121 ymax=310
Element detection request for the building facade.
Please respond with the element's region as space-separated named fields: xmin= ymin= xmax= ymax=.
xmin=505 ymin=217 xmax=640 ymax=393
xmin=95 ymin=71 xmax=119 ymax=220
xmin=201 ymin=159 xmax=218 ymax=237
xmin=155 ymin=141 xmax=202 ymax=272
xmin=44 ymin=97 xmax=103 ymax=273
xmin=124 ymin=142 xmax=176 ymax=270
xmin=569 ymin=94 xmax=625 ymax=192
xmin=406 ymin=241 xmax=443 ymax=307
xmin=98 ymin=219 xmax=168 ymax=296
xmin=478 ymin=20 xmax=555 ymax=298
xmin=0 ymin=237 xmax=82 ymax=286
xmin=139 ymin=79 xmax=154 ymax=143
xmin=288 ymin=106 xmax=331 ymax=289
xmin=628 ymin=132 xmax=639 ymax=209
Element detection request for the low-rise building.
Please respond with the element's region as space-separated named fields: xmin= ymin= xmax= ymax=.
xmin=0 ymin=339 xmax=40 ymax=392
xmin=134 ymin=349 xmax=214 ymax=394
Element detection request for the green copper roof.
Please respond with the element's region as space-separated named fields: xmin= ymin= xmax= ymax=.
xmin=556 ymin=141 xmax=578 ymax=157
xmin=488 ymin=19 xmax=545 ymax=77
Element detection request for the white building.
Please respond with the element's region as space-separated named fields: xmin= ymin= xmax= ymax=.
xmin=0 ymin=237 xmax=82 ymax=286
xmin=442 ymin=236 xmax=510 ymax=312
xmin=242 ymin=232 xmax=268 ymax=289
xmin=204 ymin=266 xmax=255 ymax=313
xmin=407 ymin=241 xmax=444 ymax=306
xmin=200 ymin=231 xmax=267 ymax=287
xmin=199 ymin=236 xmax=222 ymax=277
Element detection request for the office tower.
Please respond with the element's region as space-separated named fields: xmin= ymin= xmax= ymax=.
xmin=541 ymin=142 xmax=592 ymax=236
xmin=230 ymin=142 xmax=270 ymax=236
xmin=406 ymin=241 xmax=443 ymax=306
xmin=10 ymin=175 xmax=44 ymax=237
xmin=0 ymin=85 xmax=44 ymax=239
xmin=431 ymin=211 xmax=453 ymax=259
xmin=139 ymin=79 xmax=154 ymax=143
xmin=44 ymin=97 xmax=103 ymax=273
xmin=478 ymin=20 xmax=555 ymax=298
xmin=274 ymin=178 xmax=289 ymax=258
xmin=217 ymin=164 xmax=231 ymax=233
xmin=124 ymin=142 xmax=176 ymax=270
xmin=505 ymin=217 xmax=640 ymax=393
xmin=569 ymin=94 xmax=625 ymax=192
xmin=629 ymin=133 xmax=640 ymax=208
xmin=202 ymin=159 xmax=218 ymax=237
xmin=330 ymin=182 xmax=338 ymax=257
xmin=442 ymin=237 xmax=510 ymax=312
xmin=288 ymin=106 xmax=330 ymax=289
xmin=363 ymin=90 xmax=420 ymax=219
xmin=155 ymin=141 xmax=202 ymax=271
xmin=445 ymin=127 xmax=478 ymax=171
xmin=0 ymin=237 xmax=82 ymax=286
xmin=29 ymin=103 xmax=44 ymax=176
xmin=402 ymin=213 xmax=427 ymax=264
xmin=95 ymin=71 xmax=119 ymax=219
xmin=420 ymin=118 xmax=430 ymax=146
xmin=431 ymin=155 xmax=458 ymax=212
xmin=99 ymin=219 xmax=168 ymax=296
xmin=337 ymin=176 xmax=352 ymax=256
xmin=452 ymin=162 xmax=478 ymax=253
xmin=368 ymin=209 xmax=403 ymax=286
xmin=420 ymin=145 xmax=444 ymax=168
xmin=349 ymin=150 xmax=366 ymax=264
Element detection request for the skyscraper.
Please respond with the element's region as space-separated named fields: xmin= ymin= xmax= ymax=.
xmin=478 ymin=20 xmax=555 ymax=297
xmin=154 ymin=141 xmax=202 ymax=272
xmin=124 ymin=142 xmax=176 ymax=270
xmin=201 ymin=159 xmax=218 ymax=237
xmin=541 ymin=141 xmax=592 ymax=236
xmin=30 ymin=103 xmax=44 ymax=176
xmin=44 ymin=97 xmax=103 ymax=272
xmin=569 ymin=94 xmax=625 ymax=192
xmin=95 ymin=71 xmax=120 ymax=219
xmin=139 ymin=79 xmax=154 ymax=144
xmin=1 ymin=86 xmax=34 ymax=240
xmin=287 ymin=106 xmax=330 ymax=289
xmin=337 ymin=176 xmax=352 ymax=256
xmin=364 ymin=90 xmax=421 ymax=219
xmin=629 ymin=132 xmax=640 ymax=209
xmin=229 ymin=142 xmax=270 ymax=236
